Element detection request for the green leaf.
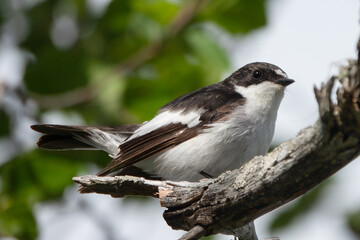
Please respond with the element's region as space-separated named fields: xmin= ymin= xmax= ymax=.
xmin=127 ymin=12 xmax=163 ymax=42
xmin=185 ymin=27 xmax=230 ymax=83
xmin=21 ymin=0 xmax=91 ymax=95
xmin=132 ymin=0 xmax=179 ymax=25
xmin=0 ymin=150 xmax=85 ymax=239
xmin=88 ymin=61 xmax=127 ymax=117
xmin=94 ymin=0 xmax=146 ymax=62
xmin=347 ymin=209 xmax=360 ymax=238
xmin=0 ymin=108 xmax=10 ymax=136
xmin=269 ymin=180 xmax=330 ymax=232
xmin=199 ymin=0 xmax=266 ymax=34
xmin=0 ymin=150 xmax=82 ymax=200
xmin=200 ymin=235 xmax=216 ymax=240
xmin=123 ymin=42 xmax=205 ymax=121
xmin=98 ymin=0 xmax=133 ymax=32
xmin=30 ymin=153 xmax=82 ymax=196
xmin=0 ymin=200 xmax=37 ymax=240
xmin=24 ymin=47 xmax=88 ymax=94
xmin=21 ymin=1 xmax=53 ymax=52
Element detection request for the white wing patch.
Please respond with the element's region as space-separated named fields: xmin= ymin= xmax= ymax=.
xmin=128 ymin=109 xmax=203 ymax=141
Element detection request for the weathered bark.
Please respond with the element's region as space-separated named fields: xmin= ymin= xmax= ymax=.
xmin=73 ymin=46 xmax=360 ymax=239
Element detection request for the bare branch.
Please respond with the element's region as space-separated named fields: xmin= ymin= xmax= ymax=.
xmin=72 ymin=175 xmax=211 ymax=198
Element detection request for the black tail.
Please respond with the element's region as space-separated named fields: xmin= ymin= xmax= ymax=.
xmin=31 ymin=124 xmax=141 ymax=194
xmin=31 ymin=124 xmax=139 ymax=151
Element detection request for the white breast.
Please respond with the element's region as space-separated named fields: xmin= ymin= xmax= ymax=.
xmin=138 ymin=81 xmax=286 ymax=181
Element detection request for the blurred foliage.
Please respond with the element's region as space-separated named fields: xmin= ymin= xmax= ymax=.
xmin=0 ymin=108 xmax=10 ymax=136
xmin=199 ymin=0 xmax=265 ymax=33
xmin=347 ymin=209 xmax=360 ymax=238
xmin=269 ymin=180 xmax=329 ymax=232
xmin=0 ymin=151 xmax=80 ymax=239
xmin=0 ymin=0 xmax=268 ymax=239
xmin=200 ymin=236 xmax=215 ymax=240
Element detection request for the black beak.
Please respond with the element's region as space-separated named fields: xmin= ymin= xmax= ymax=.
xmin=276 ymin=78 xmax=295 ymax=87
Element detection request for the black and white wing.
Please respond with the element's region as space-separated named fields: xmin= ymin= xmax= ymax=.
xmin=97 ymin=82 xmax=245 ymax=176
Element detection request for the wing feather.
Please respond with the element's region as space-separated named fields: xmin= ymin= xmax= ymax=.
xmin=97 ymin=82 xmax=245 ymax=176
xmin=97 ymin=123 xmax=199 ymax=176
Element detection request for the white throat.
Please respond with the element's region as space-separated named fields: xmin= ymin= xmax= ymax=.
xmin=235 ymin=81 xmax=285 ymax=121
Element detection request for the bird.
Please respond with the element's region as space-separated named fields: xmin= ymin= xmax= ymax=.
xmin=32 ymin=62 xmax=294 ymax=190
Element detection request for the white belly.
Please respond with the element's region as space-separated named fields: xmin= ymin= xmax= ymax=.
xmin=135 ymin=81 xmax=285 ymax=181
xmin=136 ymin=106 xmax=277 ymax=181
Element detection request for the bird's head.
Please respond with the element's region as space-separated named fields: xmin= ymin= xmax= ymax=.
xmin=228 ymin=62 xmax=295 ymax=88
xmin=224 ymin=62 xmax=295 ymax=112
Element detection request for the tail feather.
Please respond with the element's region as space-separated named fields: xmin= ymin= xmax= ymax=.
xmin=32 ymin=124 xmax=142 ymax=194
xmin=31 ymin=124 xmax=139 ymax=155
xmin=31 ymin=124 xmax=138 ymax=135
xmin=37 ymin=134 xmax=94 ymax=150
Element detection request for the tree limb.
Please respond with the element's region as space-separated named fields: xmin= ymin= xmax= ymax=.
xmin=74 ymin=46 xmax=360 ymax=239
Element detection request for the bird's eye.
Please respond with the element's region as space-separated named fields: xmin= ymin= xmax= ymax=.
xmin=252 ymin=70 xmax=262 ymax=79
